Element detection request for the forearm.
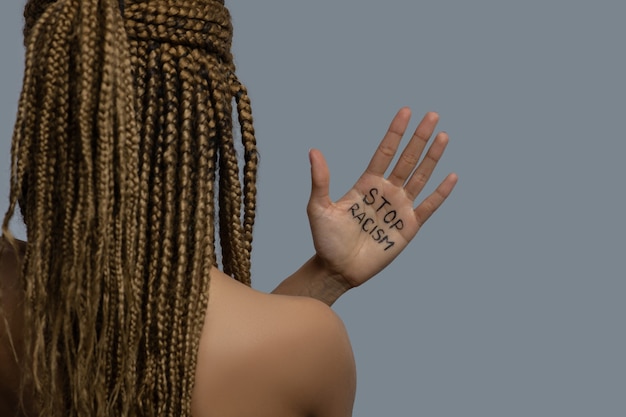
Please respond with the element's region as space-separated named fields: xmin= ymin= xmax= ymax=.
xmin=272 ymin=255 xmax=352 ymax=306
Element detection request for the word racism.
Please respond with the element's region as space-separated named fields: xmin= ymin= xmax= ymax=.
xmin=348 ymin=188 xmax=404 ymax=251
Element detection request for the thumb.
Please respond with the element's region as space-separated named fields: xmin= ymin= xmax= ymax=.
xmin=308 ymin=148 xmax=331 ymax=209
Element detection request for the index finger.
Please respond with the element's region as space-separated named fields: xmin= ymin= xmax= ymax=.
xmin=364 ymin=107 xmax=412 ymax=176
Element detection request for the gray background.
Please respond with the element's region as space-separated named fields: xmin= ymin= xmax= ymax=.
xmin=1 ymin=0 xmax=625 ymax=416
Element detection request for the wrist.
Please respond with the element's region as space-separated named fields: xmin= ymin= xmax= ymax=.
xmin=272 ymin=255 xmax=352 ymax=306
xmin=310 ymin=253 xmax=354 ymax=294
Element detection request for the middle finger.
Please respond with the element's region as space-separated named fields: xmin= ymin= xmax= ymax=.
xmin=387 ymin=112 xmax=439 ymax=186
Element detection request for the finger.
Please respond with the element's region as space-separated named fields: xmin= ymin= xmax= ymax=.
xmin=404 ymin=131 xmax=449 ymax=200
xmin=308 ymin=148 xmax=332 ymax=209
xmin=414 ymin=173 xmax=458 ymax=227
xmin=388 ymin=111 xmax=439 ymax=187
xmin=364 ymin=107 xmax=411 ymax=177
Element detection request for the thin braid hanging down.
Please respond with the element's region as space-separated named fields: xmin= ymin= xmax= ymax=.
xmin=2 ymin=0 xmax=259 ymax=416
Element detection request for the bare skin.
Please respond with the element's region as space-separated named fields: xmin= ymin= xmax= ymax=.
xmin=0 ymin=108 xmax=457 ymax=416
xmin=193 ymin=268 xmax=356 ymax=417
xmin=0 ymin=240 xmax=356 ymax=417
xmin=274 ymin=108 xmax=458 ymax=304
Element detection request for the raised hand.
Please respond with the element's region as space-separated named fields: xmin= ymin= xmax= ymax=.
xmin=306 ymin=107 xmax=458 ymax=289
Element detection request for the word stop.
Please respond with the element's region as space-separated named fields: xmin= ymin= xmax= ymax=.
xmin=347 ymin=187 xmax=404 ymax=251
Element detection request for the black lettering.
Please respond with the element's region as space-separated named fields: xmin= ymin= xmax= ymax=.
xmin=363 ymin=187 xmax=378 ymax=205
xmin=379 ymin=235 xmax=395 ymax=251
xmin=362 ymin=218 xmax=375 ymax=232
xmin=390 ymin=219 xmax=404 ymax=230
xmin=383 ymin=210 xmax=397 ymax=224
xmin=376 ymin=196 xmax=391 ymax=213
xmin=349 ymin=194 xmax=401 ymax=252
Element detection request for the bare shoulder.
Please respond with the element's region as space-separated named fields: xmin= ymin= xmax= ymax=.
xmin=192 ymin=268 xmax=356 ymax=417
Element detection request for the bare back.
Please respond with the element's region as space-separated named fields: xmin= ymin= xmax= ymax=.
xmin=0 ymin=238 xmax=356 ymax=417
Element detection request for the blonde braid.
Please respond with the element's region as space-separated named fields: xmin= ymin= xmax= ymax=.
xmin=3 ymin=0 xmax=259 ymax=415
xmin=122 ymin=0 xmax=257 ymax=414
xmin=231 ymin=74 xmax=259 ymax=275
xmin=8 ymin=0 xmax=141 ymax=415
xmin=211 ymin=60 xmax=247 ymax=282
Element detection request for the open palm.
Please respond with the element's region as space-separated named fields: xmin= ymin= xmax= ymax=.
xmin=307 ymin=108 xmax=458 ymax=288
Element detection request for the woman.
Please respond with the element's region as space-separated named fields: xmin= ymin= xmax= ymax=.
xmin=0 ymin=0 xmax=457 ymax=416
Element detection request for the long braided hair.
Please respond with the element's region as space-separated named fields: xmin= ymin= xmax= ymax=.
xmin=1 ymin=0 xmax=258 ymax=415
